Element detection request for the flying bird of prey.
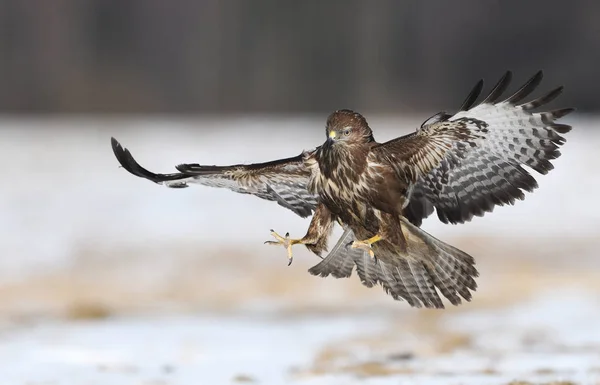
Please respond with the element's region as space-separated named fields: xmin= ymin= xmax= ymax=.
xmin=111 ymin=71 xmax=573 ymax=308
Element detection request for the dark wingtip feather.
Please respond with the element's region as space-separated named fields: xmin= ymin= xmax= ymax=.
xmin=550 ymin=123 xmax=572 ymax=134
xmin=458 ymin=79 xmax=484 ymax=111
xmin=481 ymin=70 xmax=513 ymax=104
xmin=537 ymin=108 xmax=575 ymax=126
xmin=111 ymin=137 xmax=128 ymax=164
xmin=176 ymin=164 xmax=191 ymax=173
xmin=546 ymin=107 xmax=575 ymax=121
xmin=505 ymin=70 xmax=544 ymax=104
xmin=521 ymin=86 xmax=564 ymax=110
xmin=111 ymin=137 xmax=149 ymax=179
xmin=175 ymin=163 xmax=220 ymax=174
xmin=111 ymin=137 xmax=188 ymax=185
xmin=111 ymin=137 xmax=120 ymax=151
xmin=420 ymin=112 xmax=453 ymax=129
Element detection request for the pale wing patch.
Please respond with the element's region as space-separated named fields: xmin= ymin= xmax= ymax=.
xmin=403 ymin=71 xmax=573 ymax=224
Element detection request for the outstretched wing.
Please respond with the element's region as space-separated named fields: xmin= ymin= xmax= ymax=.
xmin=111 ymin=137 xmax=318 ymax=218
xmin=375 ymin=71 xmax=574 ymax=224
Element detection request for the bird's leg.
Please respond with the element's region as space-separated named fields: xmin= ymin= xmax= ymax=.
xmin=347 ymin=234 xmax=382 ymax=259
xmin=348 ymin=213 xmax=403 ymax=259
xmin=264 ymin=203 xmax=334 ymax=266
xmin=264 ymin=230 xmax=308 ymax=266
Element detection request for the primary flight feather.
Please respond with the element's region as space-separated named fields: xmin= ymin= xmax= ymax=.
xmin=111 ymin=71 xmax=573 ymax=308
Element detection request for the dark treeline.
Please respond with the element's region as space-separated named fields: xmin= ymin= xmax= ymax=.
xmin=0 ymin=0 xmax=597 ymax=114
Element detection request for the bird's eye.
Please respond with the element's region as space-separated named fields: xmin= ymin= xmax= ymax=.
xmin=343 ymin=129 xmax=351 ymax=136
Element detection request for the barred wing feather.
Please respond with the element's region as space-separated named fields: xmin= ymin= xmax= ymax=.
xmin=111 ymin=137 xmax=318 ymax=218
xmin=383 ymin=71 xmax=573 ymax=224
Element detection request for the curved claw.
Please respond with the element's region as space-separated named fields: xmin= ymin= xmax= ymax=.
xmin=349 ymin=240 xmax=376 ymax=259
xmin=264 ymin=230 xmax=297 ymax=266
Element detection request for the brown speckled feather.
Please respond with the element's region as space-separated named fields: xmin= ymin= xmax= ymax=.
xmin=112 ymin=72 xmax=572 ymax=309
xmin=399 ymin=71 xmax=574 ymax=224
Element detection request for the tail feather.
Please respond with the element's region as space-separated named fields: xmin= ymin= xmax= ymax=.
xmin=399 ymin=216 xmax=478 ymax=305
xmin=354 ymin=250 xmax=378 ymax=287
xmin=376 ymin=261 xmax=412 ymax=304
xmin=308 ymin=218 xmax=478 ymax=309
xmin=396 ymin=259 xmax=426 ymax=308
xmin=308 ymin=227 xmax=379 ymax=287
xmin=375 ymin=261 xmax=399 ymax=299
xmin=308 ymin=228 xmax=356 ymax=279
xmin=425 ymin=263 xmax=462 ymax=306
xmin=411 ymin=260 xmax=444 ymax=308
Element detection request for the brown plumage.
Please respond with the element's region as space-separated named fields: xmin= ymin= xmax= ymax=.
xmin=111 ymin=71 xmax=574 ymax=308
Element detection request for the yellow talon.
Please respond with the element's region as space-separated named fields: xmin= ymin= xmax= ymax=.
xmin=349 ymin=234 xmax=382 ymax=259
xmin=264 ymin=230 xmax=303 ymax=266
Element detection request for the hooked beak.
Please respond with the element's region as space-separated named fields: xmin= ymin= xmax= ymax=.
xmin=327 ymin=130 xmax=336 ymax=144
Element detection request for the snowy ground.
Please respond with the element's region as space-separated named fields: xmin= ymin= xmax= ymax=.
xmin=0 ymin=115 xmax=599 ymax=384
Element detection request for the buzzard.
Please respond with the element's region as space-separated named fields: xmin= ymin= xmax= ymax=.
xmin=111 ymin=71 xmax=573 ymax=308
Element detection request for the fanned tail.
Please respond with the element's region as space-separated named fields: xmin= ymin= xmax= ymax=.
xmin=308 ymin=227 xmax=356 ymax=279
xmin=396 ymin=216 xmax=478 ymax=307
xmin=307 ymin=218 xmax=478 ymax=309
xmin=308 ymin=228 xmax=378 ymax=287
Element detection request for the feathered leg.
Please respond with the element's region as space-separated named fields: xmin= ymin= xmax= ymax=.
xmin=265 ymin=203 xmax=333 ymax=265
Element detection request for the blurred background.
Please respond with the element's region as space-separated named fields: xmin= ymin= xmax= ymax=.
xmin=1 ymin=1 xmax=600 ymax=384
xmin=2 ymin=0 xmax=600 ymax=114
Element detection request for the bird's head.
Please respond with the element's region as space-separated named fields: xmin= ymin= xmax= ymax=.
xmin=325 ymin=109 xmax=374 ymax=147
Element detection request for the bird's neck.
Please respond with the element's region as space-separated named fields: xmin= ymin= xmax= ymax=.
xmin=318 ymin=143 xmax=370 ymax=181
